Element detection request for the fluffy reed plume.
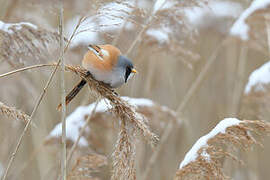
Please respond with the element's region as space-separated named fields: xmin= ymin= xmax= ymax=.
xmin=0 ymin=21 xmax=60 ymax=67
xmin=68 ymin=153 xmax=108 ymax=180
xmin=62 ymin=64 xmax=159 ymax=179
xmin=64 ymin=64 xmax=159 ymax=146
xmin=0 ymin=101 xmax=30 ymax=124
xmin=112 ymin=120 xmax=136 ymax=180
xmin=175 ymin=118 xmax=270 ymax=180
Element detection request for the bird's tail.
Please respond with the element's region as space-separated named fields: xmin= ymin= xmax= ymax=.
xmin=57 ymin=79 xmax=87 ymax=110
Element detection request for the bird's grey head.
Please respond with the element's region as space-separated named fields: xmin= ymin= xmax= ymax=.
xmin=117 ymin=55 xmax=135 ymax=83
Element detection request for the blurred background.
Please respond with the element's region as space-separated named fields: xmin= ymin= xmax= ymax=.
xmin=0 ymin=0 xmax=270 ymax=179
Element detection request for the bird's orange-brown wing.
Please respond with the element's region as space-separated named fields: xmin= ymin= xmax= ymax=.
xmin=82 ymin=44 xmax=121 ymax=71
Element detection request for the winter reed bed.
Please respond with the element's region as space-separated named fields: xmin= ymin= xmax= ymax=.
xmin=0 ymin=62 xmax=159 ymax=179
xmin=2 ymin=1 xmax=270 ymax=179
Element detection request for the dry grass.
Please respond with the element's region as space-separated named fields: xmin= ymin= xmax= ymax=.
xmin=175 ymin=119 xmax=270 ymax=180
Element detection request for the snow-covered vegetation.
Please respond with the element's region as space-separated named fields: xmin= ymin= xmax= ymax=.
xmin=1 ymin=0 xmax=270 ymax=180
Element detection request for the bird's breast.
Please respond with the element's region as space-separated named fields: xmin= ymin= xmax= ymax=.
xmin=82 ymin=55 xmax=124 ymax=88
xmin=84 ymin=66 xmax=125 ymax=88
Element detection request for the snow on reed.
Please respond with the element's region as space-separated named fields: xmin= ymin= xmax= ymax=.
xmin=0 ymin=21 xmax=37 ymax=34
xmin=230 ymin=0 xmax=270 ymax=40
xmin=179 ymin=118 xmax=241 ymax=169
xmin=48 ymin=97 xmax=154 ymax=147
xmin=245 ymin=61 xmax=270 ymax=94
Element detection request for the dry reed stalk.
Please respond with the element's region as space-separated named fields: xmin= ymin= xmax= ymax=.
xmin=265 ymin=14 xmax=270 ymax=53
xmin=59 ymin=0 xmax=67 ymax=179
xmin=175 ymin=39 xmax=229 ymax=115
xmin=1 ymin=17 xmax=84 ymax=180
xmin=223 ymin=43 xmax=248 ymax=177
xmin=0 ymin=64 xmax=55 ymax=78
xmin=2 ymin=0 xmax=19 ymax=20
xmin=175 ymin=119 xmax=270 ymax=180
xmin=230 ymin=44 xmax=248 ymax=116
xmin=0 ymin=0 xmax=9 ymax=19
xmin=0 ymin=101 xmax=30 ymax=124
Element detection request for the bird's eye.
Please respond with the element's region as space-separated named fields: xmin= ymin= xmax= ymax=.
xmin=125 ymin=67 xmax=132 ymax=83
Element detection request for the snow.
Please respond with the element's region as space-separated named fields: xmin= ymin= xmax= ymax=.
xmin=245 ymin=61 xmax=270 ymax=94
xmin=153 ymin=0 xmax=176 ymax=14
xmin=184 ymin=1 xmax=242 ymax=28
xmin=153 ymin=0 xmax=166 ymax=13
xmin=230 ymin=0 xmax=270 ymax=40
xmin=48 ymin=97 xmax=154 ymax=147
xmin=49 ymin=99 xmax=113 ymax=146
xmin=146 ymin=27 xmax=171 ymax=44
xmin=179 ymin=118 xmax=241 ymax=169
xmin=66 ymin=1 xmax=135 ymax=47
xmin=66 ymin=16 xmax=100 ymax=48
xmin=0 ymin=21 xmax=37 ymax=34
xmin=98 ymin=1 xmax=133 ymax=30
xmin=121 ymin=96 xmax=154 ymax=107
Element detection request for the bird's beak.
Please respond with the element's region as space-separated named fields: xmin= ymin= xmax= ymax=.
xmin=131 ymin=68 xmax=137 ymax=73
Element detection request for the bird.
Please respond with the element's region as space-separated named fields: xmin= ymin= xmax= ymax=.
xmin=57 ymin=44 xmax=137 ymax=110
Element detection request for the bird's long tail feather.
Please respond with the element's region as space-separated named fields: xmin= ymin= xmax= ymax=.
xmin=57 ymin=79 xmax=87 ymax=110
